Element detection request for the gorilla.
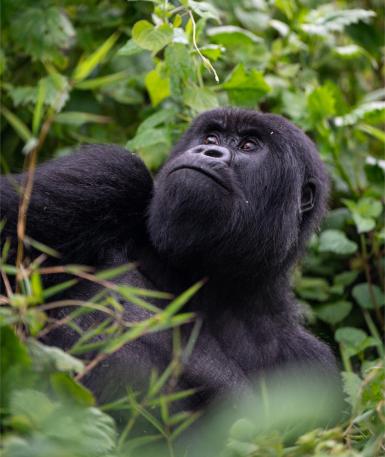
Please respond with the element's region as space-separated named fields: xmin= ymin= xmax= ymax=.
xmin=1 ymin=108 xmax=337 ymax=410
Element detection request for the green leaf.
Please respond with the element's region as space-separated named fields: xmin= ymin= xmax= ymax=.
xmin=127 ymin=127 xmax=169 ymax=151
xmin=334 ymin=271 xmax=359 ymax=287
xmin=9 ymin=74 xmax=69 ymax=110
xmin=352 ymin=283 xmax=385 ymax=309
xmin=51 ymin=372 xmax=95 ymax=406
xmin=342 ymin=371 xmax=362 ymax=408
xmin=165 ymin=43 xmax=194 ymax=97
xmin=0 ymin=106 xmax=32 ymax=142
xmin=73 ymin=32 xmax=119 ymax=82
xmin=356 ymin=197 xmax=382 ymax=218
xmin=275 ymin=0 xmax=296 ymax=19
xmin=183 ymin=86 xmax=219 ymax=112
xmin=29 ymin=340 xmax=84 ymax=373
xmin=335 ymin=327 xmax=377 ymax=356
xmin=54 ymin=112 xmax=111 ymax=126
xmin=188 ymin=0 xmax=221 ymax=22
xmin=11 ymin=7 xmax=75 ymax=63
xmin=137 ymin=108 xmax=177 ymax=133
xmin=335 ymin=101 xmax=385 ymax=127
xmin=145 ymin=64 xmax=170 ymax=107
xmin=302 ymin=7 xmax=376 ymax=36
xmin=344 ymin=197 xmax=383 ymax=233
xmin=117 ymin=39 xmax=143 ymax=56
xmin=132 ymin=20 xmax=173 ymax=54
xmin=75 ymin=71 xmax=129 ymax=90
xmin=358 ymin=124 xmax=385 ymax=143
xmin=10 ymin=389 xmax=55 ymax=427
xmin=164 ymin=281 xmax=204 ymax=317
xmin=318 ymin=229 xmax=358 ymax=255
xmin=295 ymin=277 xmax=330 ymax=302
xmin=307 ymin=85 xmax=336 ymax=124
xmin=316 ymin=301 xmax=352 ymax=325
xmin=0 ymin=327 xmax=31 ymax=375
xmin=335 ymin=327 xmax=367 ymax=346
xmin=221 ymin=64 xmax=270 ymax=107
xmin=207 ymin=26 xmax=263 ymax=47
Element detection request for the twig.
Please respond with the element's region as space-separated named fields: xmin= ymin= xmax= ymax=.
xmin=188 ymin=10 xmax=219 ymax=83
xmin=15 ymin=109 xmax=58 ymax=290
xmin=360 ymin=234 xmax=384 ymax=327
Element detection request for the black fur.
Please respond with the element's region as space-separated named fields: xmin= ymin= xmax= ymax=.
xmin=1 ymin=108 xmax=337 ymax=409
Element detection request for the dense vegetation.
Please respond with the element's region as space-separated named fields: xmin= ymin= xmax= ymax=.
xmin=0 ymin=0 xmax=384 ymax=456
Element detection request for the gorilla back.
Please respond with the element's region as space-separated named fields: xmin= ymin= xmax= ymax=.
xmin=1 ymin=108 xmax=337 ymax=410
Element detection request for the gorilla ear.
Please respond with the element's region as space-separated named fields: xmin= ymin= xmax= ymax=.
xmin=300 ymin=181 xmax=316 ymax=213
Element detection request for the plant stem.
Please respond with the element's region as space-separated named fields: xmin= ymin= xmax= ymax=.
xmin=360 ymin=234 xmax=384 ymax=327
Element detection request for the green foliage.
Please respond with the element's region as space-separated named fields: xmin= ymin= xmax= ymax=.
xmin=1 ymin=0 xmax=384 ymax=455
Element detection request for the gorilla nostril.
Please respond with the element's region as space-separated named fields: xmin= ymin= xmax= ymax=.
xmin=204 ymin=149 xmax=223 ymax=158
xmin=192 ymin=147 xmax=204 ymax=154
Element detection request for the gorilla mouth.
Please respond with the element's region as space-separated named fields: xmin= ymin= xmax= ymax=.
xmin=169 ymin=165 xmax=231 ymax=192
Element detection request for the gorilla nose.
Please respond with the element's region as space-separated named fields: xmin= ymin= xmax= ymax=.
xmin=189 ymin=145 xmax=231 ymax=163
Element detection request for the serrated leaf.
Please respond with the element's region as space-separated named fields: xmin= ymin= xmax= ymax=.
xmin=117 ymin=39 xmax=143 ymax=56
xmin=51 ymin=372 xmax=95 ymax=406
xmin=8 ymin=74 xmax=70 ymax=110
xmin=188 ymin=0 xmax=221 ymax=22
xmin=200 ymin=44 xmax=225 ymax=61
xmin=344 ymin=197 xmax=383 ymax=233
xmin=302 ymin=7 xmax=376 ymax=36
xmin=319 ymin=229 xmax=358 ymax=255
xmin=137 ymin=108 xmax=177 ymax=133
xmin=307 ymin=85 xmax=336 ymax=123
xmin=208 ymin=26 xmax=263 ymax=46
xmin=145 ymin=64 xmax=170 ymax=107
xmin=165 ymin=43 xmax=194 ymax=97
xmin=11 ymin=7 xmax=75 ymax=63
xmin=342 ymin=371 xmax=362 ymax=408
xmin=183 ymin=86 xmax=218 ymax=112
xmin=10 ymin=389 xmax=55 ymax=426
xmin=335 ymin=101 xmax=385 ymax=127
xmin=222 ymin=64 xmax=270 ymax=106
xmin=29 ymin=340 xmax=84 ymax=373
xmin=132 ymin=20 xmax=173 ymax=54
xmin=127 ymin=127 xmax=169 ymax=151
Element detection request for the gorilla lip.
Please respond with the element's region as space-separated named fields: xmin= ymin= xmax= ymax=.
xmin=169 ymin=165 xmax=231 ymax=192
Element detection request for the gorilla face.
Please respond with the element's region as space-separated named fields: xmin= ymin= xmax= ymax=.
xmin=148 ymin=108 xmax=328 ymax=278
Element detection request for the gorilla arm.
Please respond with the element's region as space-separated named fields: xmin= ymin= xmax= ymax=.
xmin=0 ymin=145 xmax=153 ymax=266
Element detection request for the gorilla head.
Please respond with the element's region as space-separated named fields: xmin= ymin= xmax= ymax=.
xmin=148 ymin=108 xmax=329 ymax=279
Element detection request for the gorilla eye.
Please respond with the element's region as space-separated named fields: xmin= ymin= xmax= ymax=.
xmin=240 ymin=140 xmax=257 ymax=151
xmin=204 ymin=134 xmax=220 ymax=145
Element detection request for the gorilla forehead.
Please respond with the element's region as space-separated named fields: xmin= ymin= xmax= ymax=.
xmin=188 ymin=108 xmax=299 ymax=140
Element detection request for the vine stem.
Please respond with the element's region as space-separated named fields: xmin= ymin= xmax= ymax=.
xmin=330 ymin=142 xmax=358 ymax=196
xmin=15 ymin=108 xmax=57 ymax=290
xmin=188 ymin=10 xmax=219 ymax=83
xmin=360 ymin=233 xmax=384 ymax=327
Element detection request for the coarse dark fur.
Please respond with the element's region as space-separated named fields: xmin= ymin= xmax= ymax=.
xmin=1 ymin=108 xmax=337 ymax=410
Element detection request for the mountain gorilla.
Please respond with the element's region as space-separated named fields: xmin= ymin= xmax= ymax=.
xmin=1 ymin=108 xmax=337 ymax=409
